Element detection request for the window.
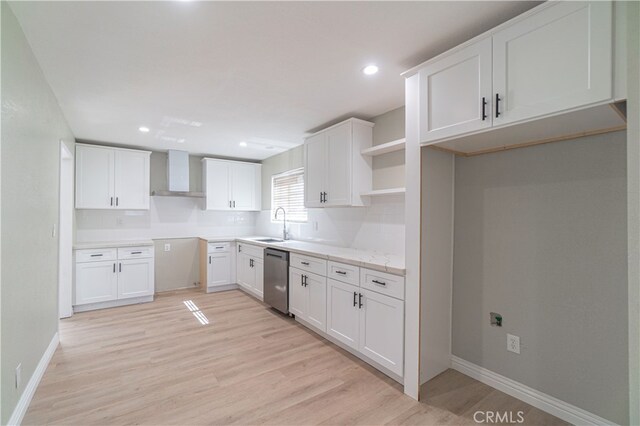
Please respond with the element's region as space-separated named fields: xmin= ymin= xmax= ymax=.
xmin=271 ymin=168 xmax=307 ymax=223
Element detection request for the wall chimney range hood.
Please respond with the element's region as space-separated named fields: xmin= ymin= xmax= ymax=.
xmin=151 ymin=149 xmax=204 ymax=198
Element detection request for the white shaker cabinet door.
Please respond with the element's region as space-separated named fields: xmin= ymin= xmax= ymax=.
xmin=230 ymin=162 xmax=256 ymax=210
xmin=75 ymin=260 xmax=118 ymax=305
xmin=289 ymin=268 xmax=306 ymax=319
xmin=304 ymin=133 xmax=327 ymax=208
xmin=326 ymin=279 xmax=359 ymax=350
xmin=324 ymin=122 xmax=352 ymax=207
xmin=204 ymin=160 xmax=231 ymax=210
xmin=75 ymin=145 xmax=115 ymax=209
xmin=305 ymin=272 xmax=327 ymax=333
xmin=118 ymin=258 xmax=154 ymax=299
xmin=420 ymin=37 xmax=493 ymax=143
xmin=208 ymin=252 xmax=232 ymax=288
xmin=358 ymin=289 xmax=404 ymax=377
xmin=114 ymin=149 xmax=150 ymax=210
xmin=492 ymin=1 xmax=612 ymax=126
xmin=253 ymin=258 xmax=264 ymax=299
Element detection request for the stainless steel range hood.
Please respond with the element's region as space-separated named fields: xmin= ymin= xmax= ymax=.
xmin=151 ymin=149 xmax=204 ymax=198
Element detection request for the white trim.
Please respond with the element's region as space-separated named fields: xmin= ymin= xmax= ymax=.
xmin=450 ymin=356 xmax=617 ymax=426
xmin=8 ymin=332 xmax=59 ymax=426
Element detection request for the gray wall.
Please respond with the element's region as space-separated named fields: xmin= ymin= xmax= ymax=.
xmin=1 ymin=3 xmax=76 ymax=422
xmin=452 ymin=131 xmax=628 ymax=424
xmin=153 ymin=238 xmax=200 ymax=292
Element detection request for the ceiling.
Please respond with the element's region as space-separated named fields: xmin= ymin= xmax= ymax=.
xmin=10 ymin=1 xmax=540 ymax=160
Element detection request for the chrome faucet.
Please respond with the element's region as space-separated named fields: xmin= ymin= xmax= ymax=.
xmin=274 ymin=207 xmax=289 ymax=240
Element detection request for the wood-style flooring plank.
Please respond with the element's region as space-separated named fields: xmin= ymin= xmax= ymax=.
xmin=23 ymin=289 xmax=567 ymax=426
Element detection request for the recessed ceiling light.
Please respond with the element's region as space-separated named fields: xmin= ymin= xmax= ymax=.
xmin=139 ymin=126 xmax=150 ymax=133
xmin=363 ymin=65 xmax=379 ymax=75
xmin=239 ymin=141 xmax=248 ymax=147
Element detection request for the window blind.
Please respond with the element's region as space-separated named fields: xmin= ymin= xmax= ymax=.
xmin=272 ymin=168 xmax=307 ymax=223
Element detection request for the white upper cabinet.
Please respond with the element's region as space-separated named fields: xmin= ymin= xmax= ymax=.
xmin=493 ymin=1 xmax=612 ymax=126
xmin=415 ymin=1 xmax=614 ymax=144
xmin=420 ymin=38 xmax=493 ymax=142
xmin=114 ymin=149 xmax=150 ymax=210
xmin=76 ymin=144 xmax=150 ymax=210
xmin=304 ymin=118 xmax=373 ymax=208
xmin=202 ymin=158 xmax=261 ymax=211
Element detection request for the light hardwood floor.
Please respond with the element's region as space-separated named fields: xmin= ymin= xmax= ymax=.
xmin=24 ymin=289 xmax=567 ymax=425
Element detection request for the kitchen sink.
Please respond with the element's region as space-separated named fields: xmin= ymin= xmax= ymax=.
xmin=251 ymin=238 xmax=284 ymax=243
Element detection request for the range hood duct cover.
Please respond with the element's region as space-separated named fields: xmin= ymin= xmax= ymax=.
xmin=167 ymin=149 xmax=189 ymax=192
xmin=151 ymin=149 xmax=204 ymax=198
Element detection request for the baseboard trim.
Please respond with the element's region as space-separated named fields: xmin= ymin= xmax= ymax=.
xmin=8 ymin=332 xmax=59 ymax=426
xmin=450 ymin=356 xmax=616 ymax=426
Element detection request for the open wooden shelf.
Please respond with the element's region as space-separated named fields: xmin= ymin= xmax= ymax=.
xmin=361 ymin=187 xmax=406 ymax=197
xmin=361 ymin=138 xmax=406 ymax=156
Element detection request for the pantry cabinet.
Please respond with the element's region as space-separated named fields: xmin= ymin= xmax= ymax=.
xmin=304 ymin=118 xmax=373 ymax=208
xmin=202 ymin=158 xmax=261 ymax=211
xmin=75 ymin=144 xmax=150 ymax=210
xmin=418 ymin=1 xmax=613 ymax=144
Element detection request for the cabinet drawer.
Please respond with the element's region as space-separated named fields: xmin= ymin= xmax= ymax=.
xmin=118 ymin=246 xmax=154 ymax=259
xmin=237 ymin=243 xmax=263 ymax=259
xmin=327 ymin=261 xmax=359 ymax=286
xmin=360 ymin=268 xmax=405 ymax=300
xmin=75 ymin=248 xmax=117 ymax=263
xmin=290 ymin=253 xmax=326 ymax=276
xmin=208 ymin=242 xmax=230 ymax=253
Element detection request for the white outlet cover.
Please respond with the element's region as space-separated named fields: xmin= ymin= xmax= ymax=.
xmin=507 ymin=333 xmax=520 ymax=354
xmin=164 ymin=244 xmax=171 ymax=252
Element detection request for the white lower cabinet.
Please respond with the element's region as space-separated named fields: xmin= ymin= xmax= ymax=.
xmin=74 ymin=245 xmax=155 ymax=310
xmin=326 ymin=279 xmax=404 ymax=376
xmin=75 ymin=261 xmax=118 ymax=305
xmin=290 ymin=268 xmax=326 ymax=333
xmin=118 ymin=258 xmax=154 ymax=299
xmin=208 ymin=252 xmax=232 ymax=288
xmin=290 ymin=254 xmax=406 ymax=379
xmin=326 ymin=278 xmax=360 ymax=350
xmin=236 ymin=243 xmax=264 ymax=300
xmin=358 ymin=289 xmax=404 ymax=376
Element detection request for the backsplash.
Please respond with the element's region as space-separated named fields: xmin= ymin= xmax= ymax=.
xmin=75 ymin=196 xmax=256 ymax=242
xmin=255 ymin=195 xmax=405 ymax=256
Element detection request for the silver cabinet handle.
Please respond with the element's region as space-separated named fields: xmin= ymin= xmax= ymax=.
xmin=113 ymin=263 xmax=116 ymax=273
xmin=90 ymin=254 xmax=103 ymax=257
xmin=131 ymin=251 xmax=142 ymax=255
xmin=116 ymin=197 xmax=119 ymax=206
xmin=119 ymin=263 xmax=122 ymax=273
xmin=110 ymin=197 xmax=113 ymax=206
xmin=301 ymin=261 xmax=310 ymax=266
xmin=335 ymin=270 xmax=346 ymax=275
xmin=209 ymin=256 xmax=211 ymax=264
xmin=372 ymin=279 xmax=386 ymax=286
xmin=215 ymin=246 xmax=224 ymax=249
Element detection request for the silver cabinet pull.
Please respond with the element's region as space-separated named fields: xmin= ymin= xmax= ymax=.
xmin=119 ymin=263 xmax=122 ymax=273
xmin=372 ymin=279 xmax=386 ymax=286
xmin=301 ymin=261 xmax=310 ymax=266
xmin=116 ymin=197 xmax=119 ymax=206
xmin=215 ymin=246 xmax=224 ymax=249
xmin=131 ymin=251 xmax=142 ymax=255
xmin=110 ymin=197 xmax=113 ymax=206
xmin=90 ymin=254 xmax=103 ymax=257
xmin=209 ymin=256 xmax=211 ymax=264
xmin=113 ymin=263 xmax=116 ymax=273
xmin=335 ymin=270 xmax=346 ymax=275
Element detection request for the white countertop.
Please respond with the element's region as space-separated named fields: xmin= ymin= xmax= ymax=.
xmin=201 ymin=236 xmax=405 ymax=276
xmin=73 ymin=240 xmax=155 ymax=250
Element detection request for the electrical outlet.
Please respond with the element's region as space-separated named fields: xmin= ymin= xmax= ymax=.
xmin=507 ymin=334 xmax=520 ymax=354
xmin=15 ymin=363 xmax=22 ymax=389
xmin=164 ymin=243 xmax=171 ymax=252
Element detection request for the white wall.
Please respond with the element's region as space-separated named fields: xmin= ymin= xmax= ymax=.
xmin=75 ymin=196 xmax=256 ymax=242
xmin=256 ymin=195 xmax=405 ymax=255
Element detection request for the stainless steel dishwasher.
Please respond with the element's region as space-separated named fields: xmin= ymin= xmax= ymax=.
xmin=263 ymin=248 xmax=289 ymax=314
